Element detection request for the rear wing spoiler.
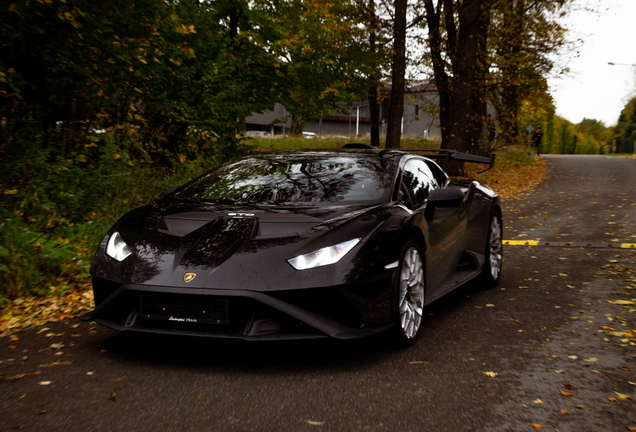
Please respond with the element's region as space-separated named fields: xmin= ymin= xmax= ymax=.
xmin=383 ymin=148 xmax=496 ymax=174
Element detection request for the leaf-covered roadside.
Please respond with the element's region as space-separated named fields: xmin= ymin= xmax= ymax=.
xmin=1 ymin=282 xmax=94 ymax=336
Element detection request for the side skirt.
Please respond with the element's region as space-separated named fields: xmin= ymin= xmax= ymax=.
xmin=424 ymin=250 xmax=485 ymax=306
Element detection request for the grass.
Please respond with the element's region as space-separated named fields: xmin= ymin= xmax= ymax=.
xmin=249 ymin=136 xmax=441 ymax=151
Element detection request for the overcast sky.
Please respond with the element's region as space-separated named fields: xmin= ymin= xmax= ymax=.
xmin=549 ymin=0 xmax=636 ymax=126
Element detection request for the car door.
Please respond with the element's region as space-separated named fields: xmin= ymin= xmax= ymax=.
xmin=399 ymin=158 xmax=468 ymax=300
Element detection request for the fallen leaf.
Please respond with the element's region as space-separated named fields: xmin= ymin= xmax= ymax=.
xmin=531 ymin=423 xmax=542 ymax=431
xmin=307 ymin=420 xmax=325 ymax=426
xmin=608 ymin=300 xmax=635 ymax=305
xmin=486 ymin=304 xmax=495 ymax=307
xmin=583 ymin=358 xmax=597 ymax=362
xmin=555 ymin=370 xmax=565 ymax=374
xmin=568 ymin=356 xmax=578 ymax=360
xmin=534 ymin=399 xmax=543 ymax=404
xmin=483 ymin=371 xmax=499 ymax=377
xmin=628 ymin=381 xmax=636 ymax=386
xmin=521 ymin=404 xmax=528 ymax=408
xmin=39 ymin=381 xmax=52 ymax=385
xmin=108 ymin=391 xmax=116 ymax=402
xmin=86 ymin=371 xmax=94 ymax=376
xmin=627 ymin=427 xmax=636 ymax=431
xmin=5 ymin=373 xmax=26 ymax=381
xmin=559 ymin=390 xmax=574 ymax=397
xmin=563 ymin=384 xmax=577 ymax=390
xmin=561 ymin=409 xmax=569 ymax=414
xmin=576 ymin=404 xmax=584 ymax=409
xmin=615 ymin=393 xmax=632 ymax=401
xmin=608 ymin=397 xmax=617 ymax=402
xmin=38 ymin=361 xmax=71 ymax=368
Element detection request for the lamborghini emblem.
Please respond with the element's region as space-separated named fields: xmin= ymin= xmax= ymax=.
xmin=184 ymin=272 xmax=196 ymax=283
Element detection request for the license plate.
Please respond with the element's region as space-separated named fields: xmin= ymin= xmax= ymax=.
xmin=141 ymin=296 xmax=229 ymax=325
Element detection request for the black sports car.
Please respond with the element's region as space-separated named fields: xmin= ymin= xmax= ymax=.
xmin=82 ymin=145 xmax=502 ymax=347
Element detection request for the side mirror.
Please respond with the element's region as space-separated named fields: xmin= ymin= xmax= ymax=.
xmin=163 ymin=185 xmax=180 ymax=196
xmin=425 ymin=188 xmax=464 ymax=219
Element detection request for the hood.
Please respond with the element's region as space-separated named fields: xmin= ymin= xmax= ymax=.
xmin=140 ymin=198 xmax=381 ymax=239
xmin=91 ymin=199 xmax=390 ymax=290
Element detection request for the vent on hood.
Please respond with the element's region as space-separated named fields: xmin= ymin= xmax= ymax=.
xmin=253 ymin=212 xmax=321 ymax=239
xmin=156 ymin=211 xmax=322 ymax=239
xmin=156 ymin=217 xmax=213 ymax=237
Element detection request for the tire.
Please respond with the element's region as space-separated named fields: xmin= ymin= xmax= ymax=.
xmin=481 ymin=213 xmax=503 ymax=288
xmin=390 ymin=240 xmax=425 ymax=348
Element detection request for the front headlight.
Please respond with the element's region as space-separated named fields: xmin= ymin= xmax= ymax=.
xmin=106 ymin=231 xmax=132 ymax=261
xmin=287 ymin=238 xmax=360 ymax=270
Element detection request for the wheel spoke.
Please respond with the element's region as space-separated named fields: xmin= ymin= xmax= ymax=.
xmin=487 ymin=217 xmax=502 ymax=279
xmin=399 ymin=300 xmax=409 ymax=314
xmin=398 ymin=246 xmax=425 ymax=339
xmin=413 ymin=305 xmax=423 ymax=317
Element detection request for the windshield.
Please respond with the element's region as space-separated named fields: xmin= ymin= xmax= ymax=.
xmin=175 ymin=154 xmax=394 ymax=205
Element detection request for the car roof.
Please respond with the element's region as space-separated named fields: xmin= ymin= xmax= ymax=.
xmin=249 ymin=148 xmax=406 ymax=164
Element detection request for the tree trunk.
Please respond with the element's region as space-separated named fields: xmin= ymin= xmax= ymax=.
xmin=423 ymin=0 xmax=452 ymax=145
xmin=367 ymin=0 xmax=380 ymax=147
xmin=499 ymin=0 xmax=525 ymax=146
xmin=237 ymin=116 xmax=246 ymax=133
xmin=385 ymin=0 xmax=407 ymax=149
xmin=424 ymin=0 xmax=490 ymax=174
xmin=290 ymin=113 xmax=304 ymax=135
xmin=472 ymin=1 xmax=492 ymax=154
xmin=444 ymin=0 xmax=483 ymax=154
xmin=368 ymin=86 xmax=380 ymax=147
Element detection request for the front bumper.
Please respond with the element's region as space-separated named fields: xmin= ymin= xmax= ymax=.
xmin=81 ymin=278 xmax=393 ymax=340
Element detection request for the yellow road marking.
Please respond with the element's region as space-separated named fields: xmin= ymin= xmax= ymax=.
xmin=503 ymin=240 xmax=539 ymax=246
xmin=503 ymin=241 xmax=636 ymax=249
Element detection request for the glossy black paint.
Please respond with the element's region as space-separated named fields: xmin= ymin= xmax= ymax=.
xmin=82 ymin=149 xmax=501 ymax=340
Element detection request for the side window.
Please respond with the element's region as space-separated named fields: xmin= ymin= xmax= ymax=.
xmin=425 ymin=160 xmax=449 ymax=188
xmin=402 ymin=159 xmax=438 ymax=209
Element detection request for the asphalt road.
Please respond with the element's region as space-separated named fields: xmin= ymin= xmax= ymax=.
xmin=1 ymin=155 xmax=635 ymax=432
